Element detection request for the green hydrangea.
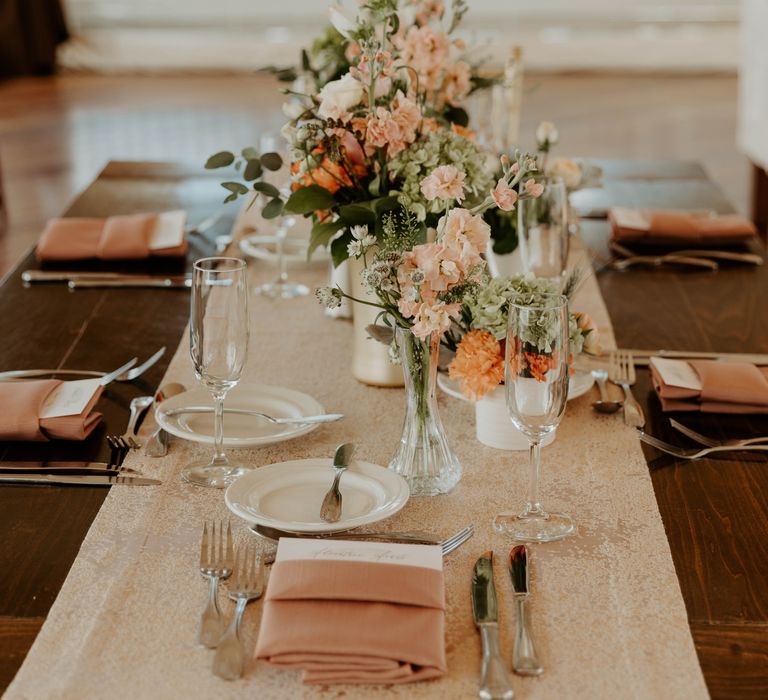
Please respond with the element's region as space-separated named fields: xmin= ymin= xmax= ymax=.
xmin=388 ymin=129 xmax=494 ymax=219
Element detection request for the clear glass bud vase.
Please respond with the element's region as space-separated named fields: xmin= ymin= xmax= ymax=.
xmin=389 ymin=327 xmax=462 ymax=496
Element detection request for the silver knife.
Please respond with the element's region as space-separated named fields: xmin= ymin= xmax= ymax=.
xmin=162 ymin=407 xmax=344 ymax=424
xmin=69 ymin=277 xmax=191 ymax=289
xmin=22 ymin=270 xmax=192 ymax=284
xmin=0 ymin=473 xmax=161 ymax=486
xmin=508 ymin=546 xmax=543 ymax=676
xmin=621 ymin=349 xmax=768 ymax=367
xmin=0 ymin=461 xmax=139 ymax=476
xmin=472 ymin=551 xmax=514 ymax=700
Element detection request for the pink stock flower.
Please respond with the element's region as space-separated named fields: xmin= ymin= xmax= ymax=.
xmin=411 ymin=301 xmax=460 ymax=339
xmin=440 ymin=208 xmax=491 ymax=252
xmin=524 ymin=179 xmax=545 ymax=198
xmin=443 ymin=61 xmax=472 ymax=106
xmin=392 ymin=91 xmax=421 ymax=144
xmin=365 ymin=107 xmax=406 ymax=156
xmin=491 ymin=179 xmax=518 ymax=211
xmin=420 ymin=165 xmax=466 ymax=202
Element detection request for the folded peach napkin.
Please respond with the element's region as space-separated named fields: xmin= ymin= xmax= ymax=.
xmin=255 ymin=538 xmax=447 ymax=685
xmin=0 ymin=379 xmax=103 ymax=441
xmin=36 ymin=210 xmax=188 ymax=262
xmin=608 ymin=207 xmax=757 ymax=247
xmin=651 ymin=358 xmax=768 ymax=413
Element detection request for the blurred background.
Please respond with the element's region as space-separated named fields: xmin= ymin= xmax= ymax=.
xmin=0 ymin=0 xmax=764 ymax=273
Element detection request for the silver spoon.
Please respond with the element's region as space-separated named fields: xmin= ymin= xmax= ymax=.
xmin=145 ymin=382 xmax=187 ymax=457
xmin=320 ymin=443 xmax=356 ymax=523
xmin=591 ymin=369 xmax=622 ymax=414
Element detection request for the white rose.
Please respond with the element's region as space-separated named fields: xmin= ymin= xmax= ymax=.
xmin=535 ymin=121 xmax=559 ymax=147
xmin=317 ymin=73 xmax=364 ymax=119
xmin=547 ymin=157 xmax=582 ymax=190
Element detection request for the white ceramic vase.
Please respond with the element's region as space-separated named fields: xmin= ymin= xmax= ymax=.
xmin=349 ymin=256 xmax=404 ymax=387
xmin=485 ymin=242 xmax=525 ymax=279
xmin=475 ymin=386 xmax=556 ymax=451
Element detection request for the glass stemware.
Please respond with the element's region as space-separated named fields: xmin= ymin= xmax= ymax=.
xmin=493 ymin=293 xmax=575 ymax=542
xmin=517 ymin=177 xmax=569 ymax=284
xmin=182 ymin=257 xmax=251 ymax=488
xmin=254 ymin=133 xmax=309 ymax=299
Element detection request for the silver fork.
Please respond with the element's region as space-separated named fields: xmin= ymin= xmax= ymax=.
xmin=669 ymin=419 xmax=768 ymax=448
xmin=640 ymin=432 xmax=768 ymax=460
xmin=609 ymin=350 xmax=645 ymax=428
xmin=440 ymin=525 xmax=474 ymax=555
xmin=212 ymin=545 xmax=265 ymax=680
xmin=198 ymin=520 xmax=234 ymax=648
xmin=107 ymin=435 xmax=134 ymax=467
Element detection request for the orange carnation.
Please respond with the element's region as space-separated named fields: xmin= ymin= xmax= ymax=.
xmin=448 ymin=330 xmax=504 ymax=400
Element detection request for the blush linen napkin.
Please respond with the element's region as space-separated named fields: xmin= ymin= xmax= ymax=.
xmin=255 ymin=538 xmax=447 ymax=685
xmin=36 ymin=211 xmax=188 ymax=262
xmin=0 ymin=379 xmax=103 ymax=441
xmin=608 ymin=207 xmax=757 ymax=247
xmin=651 ymin=359 xmax=768 ymax=413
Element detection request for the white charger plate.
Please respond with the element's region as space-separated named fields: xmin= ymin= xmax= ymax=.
xmin=155 ymin=383 xmax=324 ymax=448
xmin=225 ymin=458 xmax=410 ymax=533
xmin=438 ymin=369 xmax=595 ymax=402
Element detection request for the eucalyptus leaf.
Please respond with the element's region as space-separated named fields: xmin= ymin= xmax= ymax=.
xmin=242 ymin=146 xmax=259 ymax=160
xmin=284 ymin=185 xmax=335 ymax=214
xmin=222 ymin=181 xmax=249 ymax=195
xmin=262 ymin=197 xmax=284 ymax=219
xmin=253 ymin=181 xmax=280 ymax=198
xmin=368 ymin=173 xmax=381 ymax=197
xmin=205 ymin=151 xmax=235 ymax=169
xmin=338 ymin=202 xmax=376 ymax=225
xmin=224 ymin=193 xmax=238 ymax=203
xmin=243 ymin=159 xmax=263 ymax=181
xmin=260 ymin=152 xmax=283 ymax=171
xmin=365 ymin=324 xmax=394 ymax=346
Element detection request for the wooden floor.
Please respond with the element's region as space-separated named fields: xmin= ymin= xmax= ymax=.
xmin=0 ymin=72 xmax=748 ymax=274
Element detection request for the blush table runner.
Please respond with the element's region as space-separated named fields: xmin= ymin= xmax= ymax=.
xmin=5 ymin=237 xmax=708 ymax=699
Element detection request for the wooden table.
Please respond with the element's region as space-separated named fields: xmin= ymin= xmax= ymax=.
xmin=0 ymin=160 xmax=766 ymax=698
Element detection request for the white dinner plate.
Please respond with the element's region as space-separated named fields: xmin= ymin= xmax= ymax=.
xmin=437 ymin=369 xmax=595 ymax=402
xmin=239 ymin=234 xmax=330 ymax=265
xmin=155 ymin=383 xmax=324 ymax=448
xmin=225 ymin=458 xmax=410 ymax=533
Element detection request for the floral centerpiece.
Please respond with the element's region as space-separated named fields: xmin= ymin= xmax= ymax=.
xmin=316 ymin=154 xmax=543 ymax=491
xmin=205 ymin=0 xmax=498 ymax=266
xmin=447 ymin=274 xmax=599 ymax=400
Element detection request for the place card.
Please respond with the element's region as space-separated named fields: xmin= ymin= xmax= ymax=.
xmin=649 ymin=357 xmax=702 ymax=391
xmin=149 ymin=210 xmax=186 ymax=251
xmin=276 ymin=537 xmax=443 ymax=571
xmin=38 ymin=378 xmax=102 ymax=419
xmin=610 ymin=207 xmax=650 ymax=231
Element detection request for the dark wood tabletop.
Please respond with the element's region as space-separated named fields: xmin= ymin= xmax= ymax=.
xmin=0 ymin=160 xmax=766 ymax=698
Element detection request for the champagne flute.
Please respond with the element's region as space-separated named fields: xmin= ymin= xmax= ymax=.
xmin=255 ymin=133 xmax=309 ymax=299
xmin=517 ymin=177 xmax=569 ymax=285
xmin=493 ymin=293 xmax=575 ymax=542
xmin=182 ymin=257 xmax=251 ymax=488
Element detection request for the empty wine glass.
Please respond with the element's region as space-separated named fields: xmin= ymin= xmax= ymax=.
xmin=182 ymin=257 xmax=251 ymax=488
xmin=255 ymin=133 xmax=309 ymax=299
xmin=517 ymin=177 xmax=569 ymax=284
xmin=493 ymin=293 xmax=575 ymax=542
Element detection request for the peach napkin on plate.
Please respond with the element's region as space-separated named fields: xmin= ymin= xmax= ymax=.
xmin=0 ymin=379 xmax=103 ymax=441
xmin=255 ymin=538 xmax=447 ymax=685
xmin=608 ymin=207 xmax=757 ymax=247
xmin=650 ymin=357 xmax=768 ymax=413
xmin=36 ymin=210 xmax=188 ymax=262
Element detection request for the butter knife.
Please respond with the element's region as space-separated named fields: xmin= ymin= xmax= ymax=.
xmin=0 ymin=473 xmax=161 ymax=486
xmin=509 ymin=546 xmax=543 ymax=676
xmin=22 ymin=270 xmax=192 ymax=284
xmin=472 ymin=551 xmax=514 ymax=700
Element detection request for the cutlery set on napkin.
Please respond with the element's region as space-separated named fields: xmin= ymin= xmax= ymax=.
xmin=606 ymin=207 xmax=762 ymax=270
